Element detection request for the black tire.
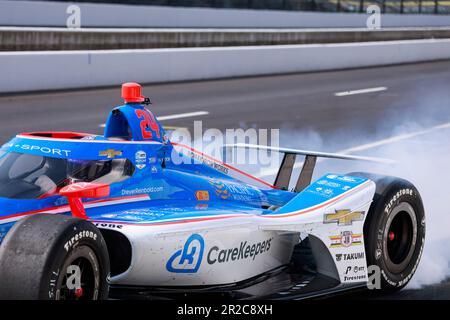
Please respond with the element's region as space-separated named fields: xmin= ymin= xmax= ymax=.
xmin=0 ymin=214 xmax=110 ymax=300
xmin=349 ymin=172 xmax=425 ymax=292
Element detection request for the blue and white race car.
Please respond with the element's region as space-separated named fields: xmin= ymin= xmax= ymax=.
xmin=0 ymin=83 xmax=425 ymax=300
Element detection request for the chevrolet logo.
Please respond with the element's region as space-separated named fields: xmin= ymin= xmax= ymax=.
xmin=99 ymin=149 xmax=123 ymax=159
xmin=324 ymin=209 xmax=364 ymax=226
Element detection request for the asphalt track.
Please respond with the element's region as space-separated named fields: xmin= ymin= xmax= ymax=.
xmin=1 ymin=60 xmax=450 ymax=299
xmin=1 ymin=60 xmax=450 ymax=146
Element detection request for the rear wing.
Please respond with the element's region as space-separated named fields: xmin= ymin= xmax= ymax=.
xmin=223 ymin=143 xmax=394 ymax=192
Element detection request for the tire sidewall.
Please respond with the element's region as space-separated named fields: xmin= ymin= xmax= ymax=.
xmin=40 ymin=220 xmax=110 ymax=300
xmin=366 ymin=181 xmax=425 ymax=290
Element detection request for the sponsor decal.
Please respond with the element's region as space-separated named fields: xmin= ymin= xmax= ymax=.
xmin=384 ymin=188 xmax=413 ymax=214
xmin=136 ymin=150 xmax=147 ymax=159
xmin=188 ymin=150 xmax=229 ymax=174
xmin=99 ymin=149 xmax=123 ymax=159
xmin=207 ymin=238 xmax=273 ymax=265
xmin=94 ymin=222 xmax=123 ymax=230
xmin=343 ymin=265 xmax=367 ymax=281
xmin=338 ymin=176 xmax=359 ymax=183
xmin=208 ymin=178 xmax=257 ymax=201
xmin=121 ymin=186 xmax=163 ymax=196
xmin=64 ymin=230 xmax=98 ymax=252
xmin=335 ymin=252 xmax=365 ymax=262
xmin=166 ymin=234 xmax=274 ymax=273
xmin=309 ymin=186 xmax=335 ymax=199
xmin=344 ymin=274 xmax=367 ymax=281
xmin=326 ymin=174 xmax=364 ymax=184
xmin=316 ymin=180 xmax=341 ymax=188
xmin=195 ymin=190 xmax=210 ymax=201
xmin=10 ymin=144 xmax=71 ymax=157
xmin=315 ymin=187 xmax=334 ymax=196
xmin=307 ymin=174 xmax=364 ymax=200
xmin=135 ymin=150 xmax=147 ymax=169
xmin=329 ymin=231 xmax=362 ymax=248
xmin=324 ymin=209 xmax=365 ymax=226
xmin=345 ymin=265 xmax=365 ymax=275
xmin=167 ymin=234 xmax=205 ymax=273
xmin=208 ymin=178 xmax=230 ymax=199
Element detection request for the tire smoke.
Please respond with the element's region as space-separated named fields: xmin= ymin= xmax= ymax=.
xmin=275 ymin=122 xmax=450 ymax=288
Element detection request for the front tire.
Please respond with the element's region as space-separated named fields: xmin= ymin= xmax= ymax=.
xmin=0 ymin=214 xmax=110 ymax=300
xmin=350 ymin=173 xmax=425 ymax=292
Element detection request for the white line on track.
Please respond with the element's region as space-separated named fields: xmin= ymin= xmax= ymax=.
xmin=336 ymin=122 xmax=450 ymax=154
xmin=99 ymin=111 xmax=209 ymax=127
xmin=157 ymin=111 xmax=209 ymax=121
xmin=334 ymin=87 xmax=387 ymax=97
xmin=257 ymin=121 xmax=450 ymax=178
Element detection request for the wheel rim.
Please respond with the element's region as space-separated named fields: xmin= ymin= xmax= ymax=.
xmin=55 ymin=246 xmax=100 ymax=300
xmin=383 ymin=202 xmax=417 ymax=274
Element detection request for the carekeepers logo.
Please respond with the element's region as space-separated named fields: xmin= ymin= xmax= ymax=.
xmin=166 ymin=234 xmax=205 ymax=273
xmin=207 ymin=238 xmax=272 ymax=265
xmin=166 ymin=234 xmax=273 ymax=274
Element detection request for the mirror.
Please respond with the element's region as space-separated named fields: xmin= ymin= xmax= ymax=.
xmin=59 ymin=182 xmax=110 ymax=199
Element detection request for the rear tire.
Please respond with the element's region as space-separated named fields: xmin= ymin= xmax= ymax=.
xmin=350 ymin=173 xmax=425 ymax=292
xmin=0 ymin=214 xmax=110 ymax=300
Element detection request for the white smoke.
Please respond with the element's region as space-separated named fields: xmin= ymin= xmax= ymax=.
xmin=371 ymin=128 xmax=450 ymax=288
xmin=176 ymin=89 xmax=450 ymax=288
xmin=275 ymin=121 xmax=450 ymax=289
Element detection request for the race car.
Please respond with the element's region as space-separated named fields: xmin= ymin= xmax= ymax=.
xmin=0 ymin=83 xmax=425 ymax=300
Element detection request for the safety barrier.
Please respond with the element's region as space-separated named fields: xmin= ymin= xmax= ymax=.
xmin=1 ymin=39 xmax=450 ymax=93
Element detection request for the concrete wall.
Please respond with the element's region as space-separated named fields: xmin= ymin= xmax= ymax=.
xmin=1 ymin=39 xmax=450 ymax=93
xmin=1 ymin=0 xmax=450 ymax=28
xmin=3 ymin=26 xmax=450 ymax=51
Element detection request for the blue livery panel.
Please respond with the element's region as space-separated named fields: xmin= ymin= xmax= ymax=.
xmin=272 ymin=174 xmax=368 ymax=215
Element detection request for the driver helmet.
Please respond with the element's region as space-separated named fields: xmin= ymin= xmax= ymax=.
xmin=67 ymin=159 xmax=112 ymax=183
